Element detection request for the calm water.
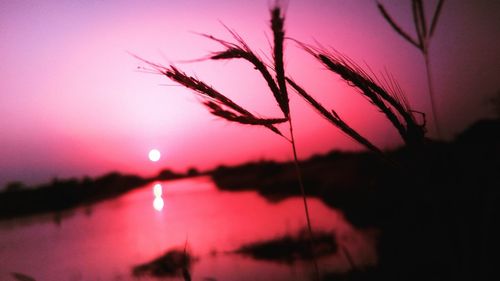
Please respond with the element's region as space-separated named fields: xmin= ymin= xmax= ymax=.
xmin=0 ymin=176 xmax=377 ymax=281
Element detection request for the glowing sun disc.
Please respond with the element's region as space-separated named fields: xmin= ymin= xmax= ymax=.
xmin=148 ymin=149 xmax=161 ymax=162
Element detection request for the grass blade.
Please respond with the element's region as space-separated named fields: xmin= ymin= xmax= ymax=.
xmin=415 ymin=0 xmax=427 ymax=38
xmin=430 ymin=0 xmax=445 ymax=36
xmin=377 ymin=2 xmax=421 ymax=49
xmin=411 ymin=0 xmax=425 ymax=49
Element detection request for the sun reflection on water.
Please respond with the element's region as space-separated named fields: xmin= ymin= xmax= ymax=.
xmin=153 ymin=183 xmax=162 ymax=197
xmin=153 ymin=197 xmax=164 ymax=211
xmin=152 ymin=183 xmax=164 ymax=211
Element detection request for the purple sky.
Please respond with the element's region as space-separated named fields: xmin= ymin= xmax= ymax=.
xmin=1 ymin=0 xmax=499 ymax=188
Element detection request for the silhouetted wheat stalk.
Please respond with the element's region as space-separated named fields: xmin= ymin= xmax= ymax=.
xmin=288 ymin=43 xmax=425 ymax=148
xmin=137 ymin=6 xmax=320 ymax=280
xmin=377 ymin=0 xmax=445 ymax=137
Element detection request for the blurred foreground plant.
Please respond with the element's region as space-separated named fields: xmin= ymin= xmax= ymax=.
xmin=377 ymin=0 xmax=445 ymax=137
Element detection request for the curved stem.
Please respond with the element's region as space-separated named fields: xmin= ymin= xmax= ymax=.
xmin=424 ymin=52 xmax=442 ymax=138
xmin=288 ymin=116 xmax=320 ymax=281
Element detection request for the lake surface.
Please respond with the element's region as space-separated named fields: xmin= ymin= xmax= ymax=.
xmin=0 ymin=176 xmax=377 ymax=281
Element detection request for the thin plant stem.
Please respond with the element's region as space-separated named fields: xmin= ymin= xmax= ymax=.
xmin=377 ymin=0 xmax=445 ymax=139
xmin=423 ymin=51 xmax=441 ymax=137
xmin=288 ymin=116 xmax=320 ymax=281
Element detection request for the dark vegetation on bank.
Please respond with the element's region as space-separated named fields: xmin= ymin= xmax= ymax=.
xmin=133 ymin=229 xmax=337 ymax=279
xmin=132 ymin=248 xmax=194 ymax=279
xmin=0 ymin=167 xmax=199 ymax=220
xmin=235 ymin=229 xmax=337 ymax=264
xmin=212 ymin=119 xmax=500 ymax=226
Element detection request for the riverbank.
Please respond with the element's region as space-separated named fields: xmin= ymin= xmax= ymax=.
xmin=0 ymin=169 xmax=193 ymax=220
xmin=1 ymin=119 xmax=498 ymax=225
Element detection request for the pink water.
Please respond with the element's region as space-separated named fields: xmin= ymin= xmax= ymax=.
xmin=0 ymin=176 xmax=377 ymax=281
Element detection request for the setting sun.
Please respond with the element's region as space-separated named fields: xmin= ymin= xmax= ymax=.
xmin=148 ymin=149 xmax=161 ymax=162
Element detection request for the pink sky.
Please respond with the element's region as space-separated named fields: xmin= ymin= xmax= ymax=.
xmin=1 ymin=0 xmax=499 ymax=187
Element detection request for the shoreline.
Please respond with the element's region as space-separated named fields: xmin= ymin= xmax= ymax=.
xmin=1 ymin=118 xmax=499 ymax=225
